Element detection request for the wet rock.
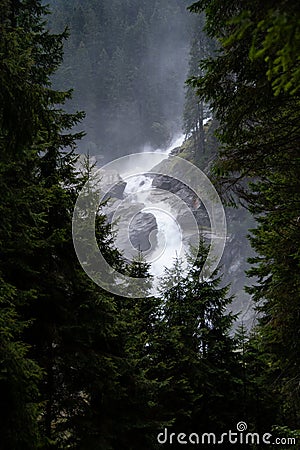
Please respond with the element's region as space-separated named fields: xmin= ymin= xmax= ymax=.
xmin=100 ymin=170 xmax=127 ymax=200
xmin=129 ymin=212 xmax=158 ymax=252
xmin=152 ymin=175 xmax=197 ymax=209
xmin=104 ymin=180 xmax=126 ymax=200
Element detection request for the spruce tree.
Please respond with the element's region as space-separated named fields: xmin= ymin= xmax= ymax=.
xmin=0 ymin=2 xmax=134 ymax=448
xmin=153 ymin=244 xmax=242 ymax=440
xmin=77 ymin=255 xmax=161 ymax=449
xmin=0 ymin=276 xmax=42 ymax=449
xmin=183 ymin=14 xmax=214 ymax=162
xmin=188 ymin=0 xmax=300 ymax=429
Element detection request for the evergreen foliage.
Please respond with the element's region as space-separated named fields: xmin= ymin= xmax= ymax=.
xmin=189 ymin=0 xmax=300 ymax=431
xmin=0 ymin=277 xmax=42 ymax=449
xmin=183 ymin=13 xmax=215 ymax=162
xmin=152 ymin=245 xmax=242 ymax=438
xmin=0 ymin=1 xmax=131 ymax=447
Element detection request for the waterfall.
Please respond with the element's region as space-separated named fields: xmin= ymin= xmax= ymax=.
xmin=122 ymin=133 xmax=186 ymax=280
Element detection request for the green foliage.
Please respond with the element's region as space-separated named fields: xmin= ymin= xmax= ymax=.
xmin=0 ymin=1 xmax=128 ymax=448
xmin=188 ymin=0 xmax=300 ymax=430
xmin=153 ymin=243 xmax=242 ymax=434
xmin=249 ymin=9 xmax=300 ymax=96
xmin=235 ymin=325 xmax=279 ymax=431
xmin=0 ymin=278 xmax=43 ymax=449
xmin=183 ymin=13 xmax=216 ymax=162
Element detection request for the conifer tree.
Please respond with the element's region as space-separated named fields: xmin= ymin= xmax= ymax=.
xmin=188 ymin=0 xmax=300 ymax=428
xmin=183 ymin=14 xmax=214 ymax=161
xmin=153 ymin=244 xmax=242 ymax=437
xmin=78 ymin=255 xmax=161 ymax=449
xmin=0 ymin=2 xmax=135 ymax=448
xmin=234 ymin=325 xmax=279 ymax=433
xmin=0 ymin=276 xmax=42 ymax=449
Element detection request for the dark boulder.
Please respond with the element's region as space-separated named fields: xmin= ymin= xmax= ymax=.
xmin=129 ymin=212 xmax=158 ymax=252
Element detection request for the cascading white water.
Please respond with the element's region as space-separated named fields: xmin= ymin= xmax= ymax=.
xmin=143 ymin=206 xmax=183 ymax=278
xmin=124 ymin=175 xmax=153 ymax=203
xmin=74 ymin=126 xmax=228 ymax=299
xmin=123 ymin=133 xmax=186 ymax=279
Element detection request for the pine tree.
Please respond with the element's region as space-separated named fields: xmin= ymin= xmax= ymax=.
xmin=0 ymin=2 xmax=137 ymax=448
xmin=152 ymin=244 xmax=242 ymax=439
xmin=0 ymin=276 xmax=42 ymax=449
xmin=234 ymin=325 xmax=278 ymax=433
xmin=0 ymin=1 xmax=66 ymax=446
xmin=183 ymin=14 xmax=214 ymax=162
xmin=188 ymin=0 xmax=300 ymax=429
xmin=76 ymin=255 xmax=161 ymax=449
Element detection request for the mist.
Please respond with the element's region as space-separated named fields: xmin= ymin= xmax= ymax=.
xmin=47 ymin=0 xmax=195 ymax=162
